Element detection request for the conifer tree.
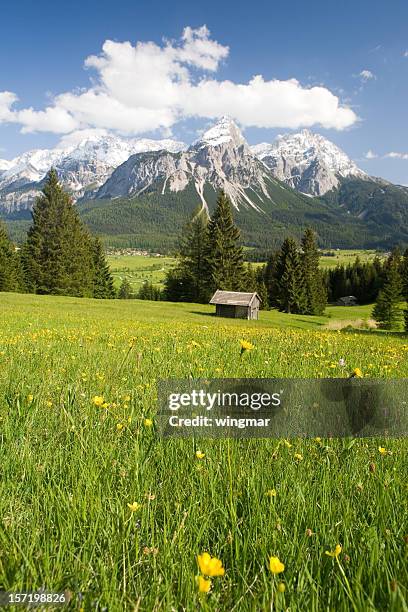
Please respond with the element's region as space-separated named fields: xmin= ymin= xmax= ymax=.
xmin=118 ymin=277 xmax=132 ymax=299
xmin=301 ymin=228 xmax=327 ymax=315
xmin=22 ymin=169 xmax=94 ymax=296
xmin=264 ymin=250 xmax=280 ymax=308
xmin=205 ymin=191 xmax=244 ymax=292
xmin=372 ymin=252 xmax=403 ymax=330
xmin=92 ymin=237 xmax=115 ymax=298
xmin=0 ymin=222 xmax=24 ymax=292
xmin=276 ymin=237 xmax=306 ymax=314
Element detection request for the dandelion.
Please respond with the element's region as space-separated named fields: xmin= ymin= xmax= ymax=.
xmin=127 ymin=501 xmax=141 ymax=512
xmin=195 ymin=450 xmax=205 ymax=459
xmin=197 ymin=552 xmax=225 ymax=576
xmin=92 ymin=395 xmax=104 ymax=407
xmin=325 ymin=544 xmax=342 ymax=558
xmin=196 ymin=575 xmax=211 ymax=593
xmin=277 ymin=582 xmax=286 ymax=593
xmin=266 ymin=489 xmax=277 ymax=497
xmin=283 ymin=439 xmax=292 ymax=448
xmin=240 ymin=339 xmax=254 ymax=355
xmin=116 ymin=423 xmax=124 ymax=431
xmin=294 ymin=453 xmax=303 ymax=461
xmin=378 ymin=446 xmax=387 ymax=455
xmin=144 ymin=418 xmax=153 ymax=427
xmin=350 ymin=368 xmax=363 ymax=378
xmin=269 ymin=556 xmax=285 ymax=574
xmin=124 ymin=395 xmax=131 ymax=402
xmin=27 ymin=394 xmax=34 ymax=403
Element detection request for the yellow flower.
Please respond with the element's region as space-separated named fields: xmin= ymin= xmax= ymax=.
xmin=116 ymin=423 xmax=124 ymax=431
xmin=27 ymin=394 xmax=34 ymax=403
xmin=283 ymin=439 xmax=292 ymax=448
xmin=92 ymin=395 xmax=104 ymax=407
xmin=197 ymin=552 xmax=225 ymax=577
xmin=240 ymin=339 xmax=254 ymax=355
xmin=266 ymin=489 xmax=277 ymax=497
xmin=269 ymin=556 xmax=285 ymax=574
xmin=46 ymin=401 xmax=53 ymax=408
xmin=124 ymin=395 xmax=131 ymax=402
xmin=378 ymin=446 xmax=387 ymax=455
xmin=127 ymin=501 xmax=141 ymax=512
xmin=294 ymin=453 xmax=303 ymax=461
xmin=325 ymin=544 xmax=342 ymax=558
xmin=196 ymin=450 xmax=205 ymax=459
xmin=196 ymin=575 xmax=211 ymax=593
xmin=350 ymin=368 xmax=363 ymax=378
xmin=277 ymin=582 xmax=286 ymax=593
xmin=144 ymin=418 xmax=153 ymax=427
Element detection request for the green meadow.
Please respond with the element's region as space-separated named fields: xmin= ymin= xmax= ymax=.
xmin=0 ymin=292 xmax=407 ymax=611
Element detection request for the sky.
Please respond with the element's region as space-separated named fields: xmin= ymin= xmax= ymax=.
xmin=0 ymin=0 xmax=407 ymax=184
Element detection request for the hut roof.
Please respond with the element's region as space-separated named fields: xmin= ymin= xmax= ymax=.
xmin=209 ymin=290 xmax=261 ymax=306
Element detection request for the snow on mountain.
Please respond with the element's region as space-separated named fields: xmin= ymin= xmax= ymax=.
xmin=251 ymin=129 xmax=366 ymax=196
xmin=96 ymin=117 xmax=273 ymax=211
xmin=0 ymin=134 xmax=186 ymax=213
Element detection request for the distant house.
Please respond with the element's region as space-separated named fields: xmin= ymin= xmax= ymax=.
xmin=336 ymin=295 xmax=358 ymax=306
xmin=210 ymin=290 xmax=261 ymax=320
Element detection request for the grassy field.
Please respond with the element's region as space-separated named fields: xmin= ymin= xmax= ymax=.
xmin=107 ymin=250 xmax=386 ymax=292
xmin=0 ymin=293 xmax=407 ymax=611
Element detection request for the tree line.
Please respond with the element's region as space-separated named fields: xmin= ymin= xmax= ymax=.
xmin=0 ymin=170 xmax=115 ymax=298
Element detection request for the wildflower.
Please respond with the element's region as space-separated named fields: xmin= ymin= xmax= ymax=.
xmin=197 ymin=575 xmax=211 ymax=593
xmin=116 ymin=423 xmax=124 ymax=431
xmin=378 ymin=446 xmax=387 ymax=455
xmin=283 ymin=439 xmax=292 ymax=448
xmin=339 ymin=358 xmax=346 ymax=367
xmin=266 ymin=489 xmax=277 ymax=497
xmin=46 ymin=401 xmax=53 ymax=408
xmin=144 ymin=418 xmax=153 ymax=427
xmin=269 ymin=556 xmax=285 ymax=574
xmin=92 ymin=395 xmax=104 ymax=407
xmin=350 ymin=368 xmax=363 ymax=378
xmin=294 ymin=453 xmax=303 ymax=461
xmin=127 ymin=501 xmax=141 ymax=512
xmin=27 ymin=394 xmax=34 ymax=403
xmin=124 ymin=395 xmax=131 ymax=402
xmin=306 ymin=528 xmax=313 ymax=537
xmin=240 ymin=339 xmax=254 ymax=355
xmin=197 ymin=552 xmax=225 ymax=576
xmin=325 ymin=544 xmax=342 ymax=558
xmin=277 ymin=582 xmax=286 ymax=593
xmin=196 ymin=450 xmax=205 ymax=459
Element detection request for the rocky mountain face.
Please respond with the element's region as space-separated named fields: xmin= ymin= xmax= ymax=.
xmin=251 ymin=130 xmax=367 ymax=196
xmin=96 ymin=117 xmax=276 ymax=212
xmin=0 ymin=134 xmax=185 ymax=214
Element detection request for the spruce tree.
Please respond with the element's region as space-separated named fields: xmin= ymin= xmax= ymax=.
xmin=372 ymin=252 xmax=403 ymax=330
xmin=92 ymin=237 xmax=115 ymax=298
xmin=22 ymin=169 xmax=94 ymax=296
xmin=301 ymin=228 xmax=327 ymax=315
xmin=118 ymin=278 xmax=132 ymax=299
xmin=276 ymin=237 xmax=306 ymax=314
xmin=264 ymin=250 xmax=280 ymax=308
xmin=205 ymin=191 xmax=244 ymax=293
xmin=0 ymin=222 xmax=24 ymax=292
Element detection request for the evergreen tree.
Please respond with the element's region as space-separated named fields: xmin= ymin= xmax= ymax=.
xmin=118 ymin=278 xmax=132 ymax=299
xmin=92 ymin=237 xmax=115 ymax=298
xmin=301 ymin=228 xmax=327 ymax=314
xmin=0 ymin=222 xmax=24 ymax=292
xmin=372 ymin=252 xmax=403 ymax=330
xmin=205 ymin=191 xmax=244 ymax=293
xmin=137 ymin=281 xmax=162 ymax=301
xmin=22 ymin=169 xmax=94 ymax=296
xmin=276 ymin=237 xmax=306 ymax=314
xmin=264 ymin=250 xmax=280 ymax=308
xmin=401 ymin=248 xmax=408 ymax=300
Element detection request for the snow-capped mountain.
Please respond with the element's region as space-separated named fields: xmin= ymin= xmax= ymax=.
xmin=96 ymin=117 xmax=275 ymax=211
xmin=0 ymin=134 xmax=186 ymax=214
xmin=251 ymin=130 xmax=366 ymax=196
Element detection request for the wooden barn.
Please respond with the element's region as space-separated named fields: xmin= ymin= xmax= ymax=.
xmin=210 ymin=290 xmax=261 ymax=320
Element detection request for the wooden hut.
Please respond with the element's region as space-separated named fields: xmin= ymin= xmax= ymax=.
xmin=210 ymin=290 xmax=261 ymax=320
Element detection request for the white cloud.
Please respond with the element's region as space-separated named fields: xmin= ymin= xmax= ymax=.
xmin=404 ymin=50 xmax=408 ymax=57
xmin=365 ymin=149 xmax=378 ymax=159
xmin=385 ymin=151 xmax=408 ymax=160
xmin=359 ymin=69 xmax=376 ymax=82
xmin=0 ymin=26 xmax=358 ymax=136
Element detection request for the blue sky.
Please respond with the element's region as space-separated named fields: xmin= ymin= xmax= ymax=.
xmin=1 ymin=0 xmax=407 ymax=184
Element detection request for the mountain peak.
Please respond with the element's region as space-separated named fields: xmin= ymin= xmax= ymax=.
xmin=194 ymin=116 xmax=246 ymax=149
